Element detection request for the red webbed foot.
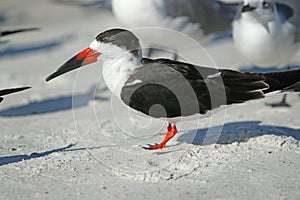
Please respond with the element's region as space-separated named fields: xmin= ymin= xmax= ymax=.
xmin=143 ymin=123 xmax=177 ymax=150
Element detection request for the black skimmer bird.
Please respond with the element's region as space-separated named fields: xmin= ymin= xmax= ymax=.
xmin=46 ymin=28 xmax=300 ymax=150
xmin=0 ymin=27 xmax=39 ymax=37
xmin=0 ymin=87 xmax=31 ymax=103
xmin=233 ymin=0 xmax=300 ymax=107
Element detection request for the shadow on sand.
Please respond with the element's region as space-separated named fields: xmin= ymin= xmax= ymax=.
xmin=177 ymin=121 xmax=300 ymax=146
xmin=0 ymin=144 xmax=76 ymax=166
xmin=0 ymin=143 xmax=115 ymax=166
xmin=1 ymin=121 xmax=298 ymax=166
xmin=0 ymin=87 xmax=109 ymax=117
xmin=0 ymin=35 xmax=73 ymax=57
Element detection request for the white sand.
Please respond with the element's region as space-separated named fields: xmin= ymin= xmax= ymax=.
xmin=0 ymin=1 xmax=299 ymax=199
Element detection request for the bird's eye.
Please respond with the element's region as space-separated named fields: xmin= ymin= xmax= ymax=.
xmin=262 ymin=1 xmax=270 ymax=9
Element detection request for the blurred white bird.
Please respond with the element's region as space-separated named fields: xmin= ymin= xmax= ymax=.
xmin=112 ymin=0 xmax=237 ymax=37
xmin=233 ymin=0 xmax=300 ymax=107
xmin=112 ymin=0 xmax=238 ymax=59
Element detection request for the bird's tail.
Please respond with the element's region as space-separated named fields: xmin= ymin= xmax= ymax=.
xmin=258 ymin=69 xmax=300 ymax=94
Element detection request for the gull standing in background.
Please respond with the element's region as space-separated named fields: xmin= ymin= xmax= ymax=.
xmin=233 ymin=0 xmax=300 ymax=107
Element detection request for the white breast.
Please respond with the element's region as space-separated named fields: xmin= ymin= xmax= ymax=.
xmin=112 ymin=0 xmax=165 ymax=27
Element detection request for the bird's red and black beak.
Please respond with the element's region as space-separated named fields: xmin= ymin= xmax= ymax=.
xmin=46 ymin=47 xmax=101 ymax=82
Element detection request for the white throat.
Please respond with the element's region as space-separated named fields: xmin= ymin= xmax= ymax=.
xmin=89 ymin=40 xmax=142 ymax=98
xmin=102 ymin=53 xmax=141 ymax=98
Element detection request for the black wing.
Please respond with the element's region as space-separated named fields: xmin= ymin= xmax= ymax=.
xmin=258 ymin=69 xmax=300 ymax=93
xmin=121 ymin=58 xmax=267 ymax=118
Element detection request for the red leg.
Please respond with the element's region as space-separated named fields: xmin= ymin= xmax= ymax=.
xmin=143 ymin=123 xmax=178 ymax=150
